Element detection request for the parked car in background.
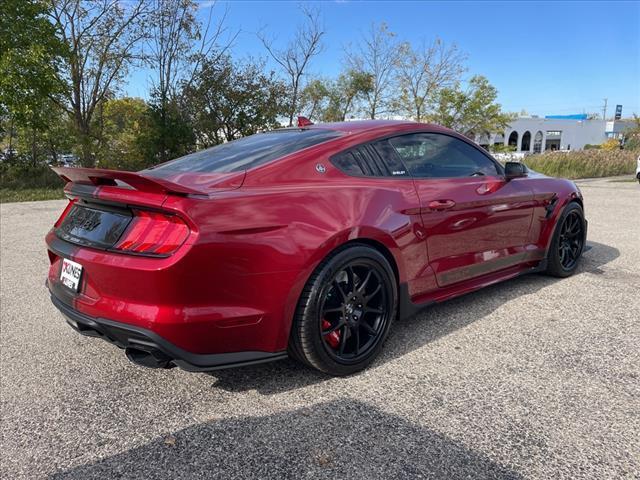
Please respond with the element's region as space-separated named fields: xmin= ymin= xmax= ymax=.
xmin=0 ymin=148 xmax=18 ymax=162
xmin=636 ymin=154 xmax=640 ymax=183
xmin=45 ymin=120 xmax=587 ymax=376
xmin=58 ymin=154 xmax=78 ymax=167
xmin=46 ymin=154 xmax=78 ymax=167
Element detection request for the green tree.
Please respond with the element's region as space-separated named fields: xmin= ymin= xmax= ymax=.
xmin=136 ymin=96 xmax=195 ymax=167
xmin=146 ymin=0 xmax=234 ymax=162
xmin=396 ymin=38 xmax=466 ymax=122
xmin=0 ymin=0 xmax=68 ymax=162
xmin=184 ymin=56 xmax=287 ymax=147
xmin=322 ymin=70 xmax=373 ymax=122
xmin=430 ymin=75 xmax=513 ymax=137
xmin=8 ymin=105 xmax=73 ymax=166
xmin=93 ymin=97 xmax=148 ymax=170
xmin=299 ymin=71 xmax=372 ymax=123
xmin=48 ymin=0 xmax=150 ymax=167
xmin=300 ymin=79 xmax=330 ymax=122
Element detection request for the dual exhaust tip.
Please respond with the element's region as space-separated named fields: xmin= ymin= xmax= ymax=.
xmin=125 ymin=347 xmax=174 ymax=369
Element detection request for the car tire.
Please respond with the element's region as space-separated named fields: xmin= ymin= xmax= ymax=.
xmin=288 ymin=244 xmax=398 ymax=376
xmin=545 ymin=202 xmax=586 ymax=278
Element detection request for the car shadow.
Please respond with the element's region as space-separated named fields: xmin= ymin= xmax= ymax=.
xmin=49 ymin=399 xmax=524 ymax=480
xmin=208 ymin=241 xmax=619 ymax=395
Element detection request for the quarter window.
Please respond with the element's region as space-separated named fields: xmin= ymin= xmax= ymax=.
xmin=331 ymin=150 xmax=366 ymax=176
xmin=330 ymin=142 xmax=409 ymax=177
xmin=388 ymin=133 xmax=500 ymax=178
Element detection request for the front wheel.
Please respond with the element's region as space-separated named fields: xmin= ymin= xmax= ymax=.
xmin=288 ymin=245 xmax=397 ymax=376
xmin=545 ymin=202 xmax=586 ymax=277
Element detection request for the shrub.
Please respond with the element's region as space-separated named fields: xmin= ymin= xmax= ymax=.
xmin=524 ymin=149 xmax=638 ymax=179
xmin=0 ymin=162 xmax=64 ymax=190
xmin=600 ymin=139 xmax=621 ymax=151
xmin=489 ymin=143 xmax=517 ymax=153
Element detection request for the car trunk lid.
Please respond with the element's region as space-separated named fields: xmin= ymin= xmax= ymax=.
xmin=51 ymin=167 xmax=239 ymax=254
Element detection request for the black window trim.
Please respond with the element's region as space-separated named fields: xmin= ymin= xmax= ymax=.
xmin=329 ymin=129 xmax=504 ymax=180
xmin=351 ymin=147 xmax=375 ymax=176
xmin=364 ymin=143 xmax=392 ymax=176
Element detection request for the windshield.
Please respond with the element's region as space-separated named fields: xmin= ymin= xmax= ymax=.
xmin=143 ymin=129 xmax=341 ymax=175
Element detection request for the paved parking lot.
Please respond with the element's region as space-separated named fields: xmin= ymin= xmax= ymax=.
xmin=1 ymin=177 xmax=639 ymax=479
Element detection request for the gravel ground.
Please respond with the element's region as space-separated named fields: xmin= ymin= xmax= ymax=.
xmin=1 ymin=176 xmax=639 ymax=479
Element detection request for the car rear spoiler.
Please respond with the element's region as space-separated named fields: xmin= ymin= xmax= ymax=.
xmin=51 ymin=167 xmax=209 ymax=195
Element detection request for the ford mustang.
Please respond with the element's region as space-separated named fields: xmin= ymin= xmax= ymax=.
xmin=46 ymin=120 xmax=587 ymax=376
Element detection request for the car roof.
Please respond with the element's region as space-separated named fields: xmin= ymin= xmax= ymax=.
xmin=297 ymin=119 xmax=457 ymax=137
xmin=308 ymin=119 xmax=415 ymax=132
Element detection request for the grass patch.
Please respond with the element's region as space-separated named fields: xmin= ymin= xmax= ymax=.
xmin=524 ymin=149 xmax=638 ymax=179
xmin=0 ymin=188 xmax=65 ymax=203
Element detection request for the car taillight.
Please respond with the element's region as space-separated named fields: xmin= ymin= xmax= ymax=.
xmin=53 ymin=199 xmax=77 ymax=228
xmin=114 ymin=210 xmax=189 ymax=256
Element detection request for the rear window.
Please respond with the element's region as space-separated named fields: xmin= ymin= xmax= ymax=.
xmin=143 ymin=129 xmax=341 ymax=175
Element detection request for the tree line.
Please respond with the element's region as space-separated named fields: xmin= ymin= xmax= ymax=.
xmin=0 ymin=0 xmax=513 ymax=171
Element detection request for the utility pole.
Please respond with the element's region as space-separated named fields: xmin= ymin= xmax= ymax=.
xmin=602 ymin=98 xmax=608 ymax=120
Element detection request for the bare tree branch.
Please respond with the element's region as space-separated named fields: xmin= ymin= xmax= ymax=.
xmin=345 ymin=22 xmax=399 ymax=119
xmin=144 ymin=0 xmax=236 ymax=161
xmin=48 ymin=0 xmax=150 ymax=166
xmin=258 ymin=5 xmax=324 ymax=126
xmin=396 ymin=37 xmax=466 ymax=122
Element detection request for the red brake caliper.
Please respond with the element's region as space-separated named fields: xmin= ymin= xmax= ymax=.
xmin=322 ymin=319 xmax=341 ymax=349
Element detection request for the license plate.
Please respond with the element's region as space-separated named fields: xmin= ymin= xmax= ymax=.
xmin=60 ymin=258 xmax=83 ymax=292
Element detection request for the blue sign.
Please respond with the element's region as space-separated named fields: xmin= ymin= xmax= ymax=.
xmin=544 ymin=114 xmax=589 ymax=120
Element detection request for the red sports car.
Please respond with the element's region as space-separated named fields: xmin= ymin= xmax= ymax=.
xmin=46 ymin=120 xmax=587 ymax=376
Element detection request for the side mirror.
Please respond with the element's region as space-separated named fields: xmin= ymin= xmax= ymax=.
xmin=505 ymin=161 xmax=527 ymax=180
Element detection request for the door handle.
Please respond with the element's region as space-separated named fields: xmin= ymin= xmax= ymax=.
xmin=428 ymin=199 xmax=456 ymax=211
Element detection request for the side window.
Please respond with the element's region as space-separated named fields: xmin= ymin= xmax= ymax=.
xmin=388 ymin=133 xmax=500 ymax=178
xmin=330 ymin=142 xmax=410 ymax=178
xmin=331 ymin=150 xmax=366 ymax=176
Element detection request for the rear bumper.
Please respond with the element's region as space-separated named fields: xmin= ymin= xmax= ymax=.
xmin=50 ymin=294 xmax=287 ymax=372
xmin=46 ymin=230 xmax=298 ymax=354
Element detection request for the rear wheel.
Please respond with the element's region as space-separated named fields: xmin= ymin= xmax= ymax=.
xmin=545 ymin=202 xmax=586 ymax=277
xmin=289 ymin=245 xmax=397 ymax=376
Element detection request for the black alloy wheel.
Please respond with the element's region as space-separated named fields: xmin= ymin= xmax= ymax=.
xmin=557 ymin=211 xmax=584 ymax=270
xmin=319 ymin=262 xmax=390 ymax=362
xmin=546 ymin=202 xmax=586 ymax=278
xmin=289 ymin=245 xmax=397 ymax=376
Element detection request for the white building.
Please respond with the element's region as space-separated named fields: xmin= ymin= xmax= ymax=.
xmin=476 ymin=115 xmax=633 ymax=153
